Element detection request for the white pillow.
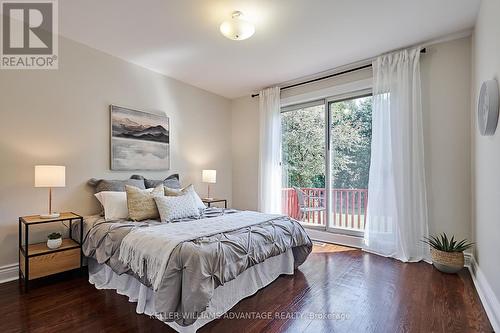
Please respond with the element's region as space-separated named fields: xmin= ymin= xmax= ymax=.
xmin=165 ymin=184 xmax=206 ymax=210
xmin=94 ymin=191 xmax=128 ymax=220
xmin=154 ymin=194 xmax=200 ymax=222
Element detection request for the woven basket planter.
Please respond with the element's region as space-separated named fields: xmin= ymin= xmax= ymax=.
xmin=430 ymin=248 xmax=464 ymax=274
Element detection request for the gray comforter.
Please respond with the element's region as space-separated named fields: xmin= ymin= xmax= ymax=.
xmin=78 ymin=208 xmax=312 ymax=326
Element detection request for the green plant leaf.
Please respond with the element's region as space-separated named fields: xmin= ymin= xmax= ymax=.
xmin=443 ymin=233 xmax=449 ymax=251
xmin=422 ymin=232 xmax=474 ymax=252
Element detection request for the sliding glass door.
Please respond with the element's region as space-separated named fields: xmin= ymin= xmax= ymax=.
xmin=327 ymin=94 xmax=372 ymax=236
xmin=281 ymin=92 xmax=373 ymax=237
xmin=281 ymin=100 xmax=326 ymax=227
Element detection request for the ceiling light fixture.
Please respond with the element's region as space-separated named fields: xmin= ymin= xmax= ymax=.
xmin=219 ymin=11 xmax=255 ymax=41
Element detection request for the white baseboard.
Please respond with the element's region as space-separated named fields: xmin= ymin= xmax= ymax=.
xmin=0 ymin=263 xmax=19 ymax=284
xmin=468 ymin=255 xmax=500 ymax=332
xmin=464 ymin=252 xmax=472 ymax=268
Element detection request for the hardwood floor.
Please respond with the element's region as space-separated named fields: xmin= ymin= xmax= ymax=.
xmin=0 ymin=244 xmax=492 ymax=333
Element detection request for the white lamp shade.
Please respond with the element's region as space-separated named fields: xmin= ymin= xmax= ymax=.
xmin=202 ymin=169 xmax=217 ymax=183
xmin=35 ymin=165 xmax=66 ymax=187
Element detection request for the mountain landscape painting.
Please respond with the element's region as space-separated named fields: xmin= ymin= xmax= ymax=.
xmin=110 ymin=105 xmax=169 ymax=170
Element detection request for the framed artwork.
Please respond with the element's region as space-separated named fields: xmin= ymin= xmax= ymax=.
xmin=110 ymin=105 xmax=170 ymax=170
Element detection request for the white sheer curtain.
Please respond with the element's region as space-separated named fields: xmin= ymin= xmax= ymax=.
xmin=258 ymin=87 xmax=282 ymax=214
xmin=363 ymin=47 xmax=429 ymax=262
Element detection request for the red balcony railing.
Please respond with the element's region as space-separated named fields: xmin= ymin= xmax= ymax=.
xmin=282 ymin=188 xmax=368 ymax=231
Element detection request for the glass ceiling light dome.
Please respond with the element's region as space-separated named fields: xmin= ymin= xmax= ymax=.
xmin=220 ymin=11 xmax=255 ymax=41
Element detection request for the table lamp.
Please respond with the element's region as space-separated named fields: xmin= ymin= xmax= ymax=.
xmin=202 ymin=169 xmax=216 ymax=200
xmin=35 ymin=165 xmax=66 ymax=218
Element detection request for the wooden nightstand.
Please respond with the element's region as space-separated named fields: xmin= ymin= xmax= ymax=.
xmin=19 ymin=212 xmax=83 ymax=290
xmin=202 ymin=198 xmax=227 ymax=208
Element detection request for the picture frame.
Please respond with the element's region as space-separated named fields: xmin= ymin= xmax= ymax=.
xmin=110 ymin=105 xmax=170 ymax=170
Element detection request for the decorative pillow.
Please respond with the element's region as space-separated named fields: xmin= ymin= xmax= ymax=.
xmin=154 ymin=194 xmax=200 ymax=222
xmin=164 ymin=184 xmax=206 ymax=210
xmin=94 ymin=191 xmax=129 ymax=221
xmin=131 ymin=174 xmax=181 ymax=189
xmin=163 ymin=186 xmax=183 ymax=196
xmin=88 ymin=177 xmax=145 ymax=193
xmin=126 ymin=185 xmax=164 ymax=221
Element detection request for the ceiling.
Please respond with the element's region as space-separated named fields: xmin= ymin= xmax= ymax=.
xmin=59 ymin=0 xmax=481 ymax=99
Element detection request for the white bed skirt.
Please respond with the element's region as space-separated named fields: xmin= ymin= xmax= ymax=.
xmin=88 ymin=249 xmax=295 ymax=333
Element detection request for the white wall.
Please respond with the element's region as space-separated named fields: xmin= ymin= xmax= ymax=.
xmin=230 ymin=37 xmax=472 ymax=242
xmin=421 ymin=37 xmax=471 ymax=240
xmin=471 ymin=0 xmax=500 ymax=327
xmin=0 ymin=36 xmax=232 ymax=268
xmin=230 ymin=96 xmax=260 ymax=210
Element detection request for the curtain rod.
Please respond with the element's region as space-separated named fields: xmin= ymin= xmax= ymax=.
xmin=251 ymin=48 xmax=426 ymax=98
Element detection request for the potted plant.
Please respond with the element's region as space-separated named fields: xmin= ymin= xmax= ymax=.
xmin=47 ymin=232 xmax=62 ymax=249
xmin=422 ymin=233 xmax=474 ymax=274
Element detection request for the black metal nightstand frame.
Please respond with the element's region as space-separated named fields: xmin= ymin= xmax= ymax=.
xmin=18 ymin=212 xmax=84 ymax=290
xmin=202 ymin=199 xmax=227 ymax=208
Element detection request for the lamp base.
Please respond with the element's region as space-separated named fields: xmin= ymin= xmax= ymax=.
xmin=204 ymin=197 xmax=214 ymax=201
xmin=40 ymin=213 xmax=60 ymax=219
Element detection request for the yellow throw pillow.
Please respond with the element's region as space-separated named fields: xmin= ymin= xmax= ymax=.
xmin=126 ymin=185 xmax=164 ymax=221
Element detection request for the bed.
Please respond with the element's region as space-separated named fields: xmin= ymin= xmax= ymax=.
xmin=76 ymin=207 xmax=312 ymax=332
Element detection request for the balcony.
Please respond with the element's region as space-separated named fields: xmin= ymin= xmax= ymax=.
xmin=282 ymin=188 xmax=368 ymax=232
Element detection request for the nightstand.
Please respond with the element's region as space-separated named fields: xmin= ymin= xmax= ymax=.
xmin=19 ymin=212 xmax=83 ymax=290
xmin=202 ymin=198 xmax=227 ymax=208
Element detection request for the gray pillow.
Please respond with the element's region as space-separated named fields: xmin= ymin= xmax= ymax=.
xmin=131 ymin=174 xmax=181 ymax=189
xmin=88 ymin=178 xmax=146 ymax=193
